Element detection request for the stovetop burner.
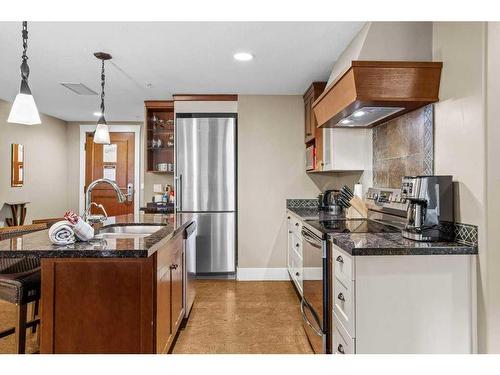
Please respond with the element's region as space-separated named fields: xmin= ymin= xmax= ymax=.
xmin=304 ymin=219 xmax=400 ymax=236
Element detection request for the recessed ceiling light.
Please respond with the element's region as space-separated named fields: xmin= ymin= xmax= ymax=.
xmin=353 ymin=110 xmax=365 ymax=118
xmin=233 ymin=52 xmax=253 ymax=61
xmin=93 ymin=112 xmax=102 ymax=117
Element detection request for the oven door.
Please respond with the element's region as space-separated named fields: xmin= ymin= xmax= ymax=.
xmin=301 ymin=226 xmax=326 ymax=353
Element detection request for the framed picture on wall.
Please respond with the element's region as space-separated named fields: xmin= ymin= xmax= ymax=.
xmin=11 ymin=143 xmax=24 ymax=187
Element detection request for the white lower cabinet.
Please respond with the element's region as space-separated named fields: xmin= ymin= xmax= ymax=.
xmin=286 ymin=211 xmax=303 ymax=296
xmin=332 ymin=243 xmax=477 ymax=354
xmin=333 ymin=311 xmax=355 ymax=354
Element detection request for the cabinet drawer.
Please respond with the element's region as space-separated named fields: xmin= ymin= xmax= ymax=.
xmin=333 ymin=276 xmax=355 ymax=337
xmin=333 ymin=311 xmax=355 ymax=354
xmin=287 ymin=213 xmax=302 ymax=236
xmin=333 ymin=244 xmax=354 ymax=286
xmin=289 ymin=245 xmax=303 ymax=295
xmin=291 ymin=232 xmax=302 ymax=259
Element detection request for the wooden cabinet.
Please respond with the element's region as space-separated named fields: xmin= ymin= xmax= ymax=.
xmin=303 ymin=82 xmax=326 ymax=145
xmin=156 ymin=230 xmax=184 ymax=354
xmin=170 ymin=235 xmax=185 ymax=337
xmin=144 ymin=100 xmax=175 ymax=173
xmin=40 ymin=228 xmax=187 ymax=354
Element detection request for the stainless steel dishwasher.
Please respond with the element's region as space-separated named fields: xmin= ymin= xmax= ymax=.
xmin=183 ymin=221 xmax=197 ymax=318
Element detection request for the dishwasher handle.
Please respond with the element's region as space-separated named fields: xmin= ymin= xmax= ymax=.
xmin=184 ymin=221 xmax=197 ymax=239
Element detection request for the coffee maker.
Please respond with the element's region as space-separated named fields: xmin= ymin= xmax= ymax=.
xmin=400 ymin=176 xmax=454 ymax=241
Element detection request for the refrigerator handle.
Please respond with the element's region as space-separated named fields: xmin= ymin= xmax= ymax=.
xmin=178 ymin=174 xmax=182 ymax=211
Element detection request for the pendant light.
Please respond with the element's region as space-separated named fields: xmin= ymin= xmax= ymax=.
xmin=93 ymin=52 xmax=112 ymax=144
xmin=8 ymin=21 xmax=41 ymax=125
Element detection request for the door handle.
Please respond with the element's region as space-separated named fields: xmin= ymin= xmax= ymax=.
xmin=336 ymin=255 xmax=344 ymax=263
xmin=337 ymin=293 xmax=345 ymax=302
xmin=337 ymin=344 xmax=345 ymax=354
xmin=127 ymin=183 xmax=134 ymax=202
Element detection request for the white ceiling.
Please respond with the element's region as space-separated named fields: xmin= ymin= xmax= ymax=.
xmin=0 ymin=22 xmax=364 ymax=122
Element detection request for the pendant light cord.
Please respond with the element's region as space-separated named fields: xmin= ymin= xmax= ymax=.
xmin=20 ymin=21 xmax=29 ymax=81
xmin=100 ymin=59 xmax=106 ymax=116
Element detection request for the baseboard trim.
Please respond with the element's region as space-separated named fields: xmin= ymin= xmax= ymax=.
xmin=236 ymin=267 xmax=290 ymax=281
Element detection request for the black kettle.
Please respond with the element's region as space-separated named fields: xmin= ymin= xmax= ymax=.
xmin=321 ymin=190 xmax=343 ymax=214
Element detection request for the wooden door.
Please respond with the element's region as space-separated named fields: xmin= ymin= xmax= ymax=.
xmin=85 ymin=132 xmax=134 ymax=216
xmin=170 ymin=238 xmax=184 ymax=336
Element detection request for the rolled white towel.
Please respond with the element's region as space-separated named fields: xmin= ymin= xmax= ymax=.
xmin=48 ymin=220 xmax=76 ymax=245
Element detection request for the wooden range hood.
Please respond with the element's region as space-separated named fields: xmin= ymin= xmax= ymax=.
xmin=312 ymin=61 xmax=443 ymax=128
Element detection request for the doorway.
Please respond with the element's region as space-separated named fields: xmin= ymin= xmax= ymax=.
xmin=79 ymin=124 xmax=141 ymax=216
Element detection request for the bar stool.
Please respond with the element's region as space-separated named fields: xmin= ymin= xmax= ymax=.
xmin=0 ymin=224 xmax=46 ymax=354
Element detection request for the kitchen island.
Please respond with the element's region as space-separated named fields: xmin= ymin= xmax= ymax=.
xmin=0 ymin=213 xmax=195 ymax=354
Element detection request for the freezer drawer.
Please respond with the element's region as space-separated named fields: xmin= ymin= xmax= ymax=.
xmin=195 ymin=212 xmax=236 ymax=274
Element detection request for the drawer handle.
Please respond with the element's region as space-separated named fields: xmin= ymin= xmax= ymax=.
xmin=295 ymin=243 xmax=300 ymax=248
xmin=169 ymin=264 xmax=178 ymax=270
xmin=288 ymin=216 xmax=291 ymax=219
xmin=295 ymin=223 xmax=299 ymax=227
xmin=295 ymin=272 xmax=300 ymax=277
xmin=336 ymin=255 xmax=344 ymax=263
xmin=337 ymin=344 xmax=345 ymax=354
xmin=337 ymin=293 xmax=345 ymax=302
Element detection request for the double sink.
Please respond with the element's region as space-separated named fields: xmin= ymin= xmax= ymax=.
xmin=94 ymin=224 xmax=165 ymax=239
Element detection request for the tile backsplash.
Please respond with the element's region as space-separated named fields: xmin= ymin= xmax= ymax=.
xmin=373 ymin=105 xmax=434 ymax=188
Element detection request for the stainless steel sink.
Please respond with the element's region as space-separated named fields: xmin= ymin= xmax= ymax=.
xmin=94 ymin=224 xmax=165 ymax=239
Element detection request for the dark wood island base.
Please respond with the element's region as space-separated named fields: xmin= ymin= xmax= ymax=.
xmin=38 ymin=222 xmax=186 ymax=353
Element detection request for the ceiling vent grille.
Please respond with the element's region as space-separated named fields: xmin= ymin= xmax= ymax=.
xmin=60 ymin=83 xmax=98 ymax=95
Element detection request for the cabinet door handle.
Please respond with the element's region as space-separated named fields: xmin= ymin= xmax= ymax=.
xmin=337 ymin=293 xmax=345 ymax=302
xmin=336 ymin=255 xmax=344 ymax=263
xmin=337 ymin=344 xmax=345 ymax=354
xmin=295 ymin=272 xmax=300 ymax=277
xmin=169 ymin=264 xmax=178 ymax=270
xmin=306 ymin=133 xmax=312 ymax=136
xmin=295 ymin=223 xmax=299 ymax=227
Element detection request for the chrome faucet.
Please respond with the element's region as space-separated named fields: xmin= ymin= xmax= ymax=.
xmin=84 ymin=178 xmax=127 ymax=223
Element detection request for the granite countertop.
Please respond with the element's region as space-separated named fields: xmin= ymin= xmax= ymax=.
xmin=330 ymin=232 xmax=478 ymax=256
xmin=0 ymin=213 xmax=194 ymax=258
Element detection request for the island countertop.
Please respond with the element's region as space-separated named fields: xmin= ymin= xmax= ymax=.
xmin=0 ymin=213 xmax=194 ymax=258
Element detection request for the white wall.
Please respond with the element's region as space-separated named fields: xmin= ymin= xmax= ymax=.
xmin=237 ymin=95 xmax=319 ymax=270
xmin=0 ymin=99 xmax=69 ymax=224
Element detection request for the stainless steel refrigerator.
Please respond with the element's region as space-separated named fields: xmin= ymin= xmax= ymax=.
xmin=175 ymin=113 xmax=236 ymax=276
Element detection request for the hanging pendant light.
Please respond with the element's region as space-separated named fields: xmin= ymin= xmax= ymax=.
xmin=93 ymin=52 xmax=112 ymax=144
xmin=8 ymin=21 xmax=41 ymax=125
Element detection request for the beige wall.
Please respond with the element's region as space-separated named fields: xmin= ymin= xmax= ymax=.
xmin=433 ymin=21 xmax=500 ymax=353
xmin=237 ymin=95 xmax=320 ymax=269
xmin=0 ymin=99 xmax=69 ymax=224
xmin=486 ymin=22 xmax=500 ymax=353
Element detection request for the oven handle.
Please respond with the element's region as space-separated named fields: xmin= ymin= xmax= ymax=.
xmin=300 ymin=299 xmax=323 ymax=337
xmin=301 ymin=228 xmax=322 ymax=249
